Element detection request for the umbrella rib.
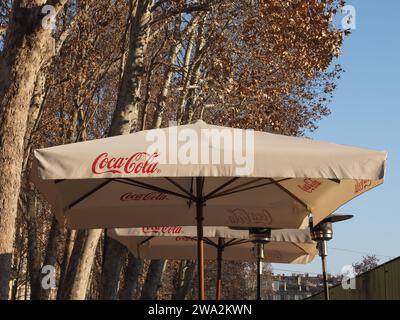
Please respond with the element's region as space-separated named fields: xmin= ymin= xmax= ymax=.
xmin=186 ymin=236 xmax=217 ymax=248
xmin=203 ymin=177 xmax=240 ymax=200
xmin=164 ymin=177 xmax=195 ymax=199
xmin=207 ymin=178 xmax=266 ymax=199
xmin=269 ymin=178 xmax=309 ymax=211
xmin=67 ymin=180 xmax=113 ymax=209
xmin=139 ymin=236 xmax=154 ymax=246
xmin=223 ymin=238 xmax=236 ymax=247
xmin=224 ymin=239 xmax=250 ymax=248
xmin=208 ymin=178 xmax=291 ymax=199
xmin=203 ymin=237 xmax=217 ymax=247
xmin=207 ymin=178 xmax=272 ymax=199
xmin=187 ymin=177 xmax=194 ymax=208
xmin=115 ymin=178 xmax=193 ymax=201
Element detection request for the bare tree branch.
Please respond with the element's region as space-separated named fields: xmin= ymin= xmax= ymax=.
xmin=151 ymin=3 xmax=211 ymax=25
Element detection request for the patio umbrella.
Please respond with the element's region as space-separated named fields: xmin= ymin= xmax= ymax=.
xmin=31 ymin=120 xmax=387 ymax=299
xmin=109 ymin=226 xmax=317 ymax=300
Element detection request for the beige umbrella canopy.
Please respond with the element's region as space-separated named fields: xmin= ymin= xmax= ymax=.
xmin=32 ymin=120 xmax=387 ymax=230
xmin=108 ymin=227 xmax=317 ymax=264
xmin=31 ymin=120 xmax=387 ymax=299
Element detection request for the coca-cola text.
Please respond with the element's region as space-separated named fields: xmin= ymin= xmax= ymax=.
xmin=91 ymin=152 xmax=159 ymax=175
xmin=142 ymin=226 xmax=183 ymax=234
xmin=120 ymin=192 xmax=168 ymax=201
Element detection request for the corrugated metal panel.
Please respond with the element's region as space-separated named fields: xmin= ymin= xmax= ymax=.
xmin=307 ymin=256 xmax=400 ymax=300
xmin=384 ymin=258 xmax=400 ymax=300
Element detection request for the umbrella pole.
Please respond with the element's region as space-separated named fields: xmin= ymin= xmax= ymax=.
xmin=319 ymin=240 xmax=330 ymax=300
xmin=255 ymin=242 xmax=264 ymax=300
xmin=216 ymin=238 xmax=223 ymax=300
xmin=257 ymin=256 xmax=262 ymax=300
xmin=196 ymin=177 xmax=205 ymax=300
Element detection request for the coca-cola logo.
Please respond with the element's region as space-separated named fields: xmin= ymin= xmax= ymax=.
xmin=297 ymin=179 xmax=322 ymax=193
xmin=91 ymin=152 xmax=160 ymax=175
xmin=175 ymin=236 xmax=195 ymax=242
xmin=227 ymin=208 xmax=273 ymax=226
xmin=120 ymin=192 xmax=169 ymax=201
xmin=354 ymin=180 xmax=372 ymax=194
xmin=142 ymin=226 xmax=183 ymax=235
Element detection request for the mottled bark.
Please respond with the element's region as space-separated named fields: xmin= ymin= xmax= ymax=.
xmin=109 ymin=0 xmax=153 ymax=135
xmin=61 ymin=229 xmax=102 ymax=300
xmin=99 ymin=237 xmax=128 ymax=300
xmin=180 ymin=20 xmax=206 ymax=125
xmin=99 ymin=0 xmax=154 ymax=300
xmin=22 ymin=71 xmax=47 ymax=171
xmin=56 ymin=229 xmax=76 ymax=299
xmin=150 ymin=15 xmax=201 ymax=129
xmin=40 ymin=217 xmax=61 ymax=300
xmin=119 ymin=253 xmax=144 ymax=300
xmin=176 ymin=31 xmax=195 ymax=125
xmin=140 ymin=260 xmax=166 ymax=300
xmin=0 ymin=0 xmax=67 ymax=300
xmin=172 ymin=260 xmax=196 ymax=300
xmin=10 ymin=254 xmax=22 ymax=300
xmin=26 ymin=191 xmax=41 ymax=299
xmin=152 ymin=43 xmax=180 ymax=129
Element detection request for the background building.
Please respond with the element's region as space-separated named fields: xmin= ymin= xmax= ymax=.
xmin=268 ymin=273 xmax=340 ymax=300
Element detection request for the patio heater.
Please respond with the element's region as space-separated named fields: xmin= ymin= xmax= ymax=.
xmin=310 ymin=214 xmax=353 ymax=300
xmin=249 ymin=228 xmax=272 ymax=300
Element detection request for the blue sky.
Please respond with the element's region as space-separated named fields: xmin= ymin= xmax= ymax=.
xmin=272 ymin=0 xmax=400 ymax=276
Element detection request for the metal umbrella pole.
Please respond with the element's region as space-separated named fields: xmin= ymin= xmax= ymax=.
xmin=196 ymin=177 xmax=205 ymax=300
xmin=216 ymin=238 xmax=224 ymax=300
xmin=319 ymin=240 xmax=330 ymax=300
xmin=310 ymin=214 xmax=353 ymax=301
xmin=255 ymin=242 xmax=264 ymax=300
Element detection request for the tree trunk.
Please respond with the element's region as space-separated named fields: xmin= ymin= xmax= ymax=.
xmin=173 ymin=260 xmax=196 ymax=300
xmin=152 ymin=43 xmax=180 ymax=129
xmin=99 ymin=237 xmax=128 ymax=299
xmin=140 ymin=260 xmax=166 ymax=300
xmin=181 ymin=20 xmax=206 ymax=125
xmin=22 ymin=70 xmax=47 ymax=171
xmin=26 ymin=191 xmax=41 ymax=299
xmin=57 ymin=229 xmax=76 ymax=299
xmin=0 ymin=0 xmax=67 ymax=300
xmin=176 ymin=31 xmax=195 ymax=125
xmin=61 ymin=229 xmax=102 ymax=300
xmin=109 ymin=0 xmax=153 ymax=136
xmin=119 ymin=253 xmax=144 ymax=300
xmin=40 ymin=217 xmax=61 ymax=300
xmin=100 ymin=0 xmax=154 ymax=300
xmin=150 ymin=14 xmax=205 ymax=129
